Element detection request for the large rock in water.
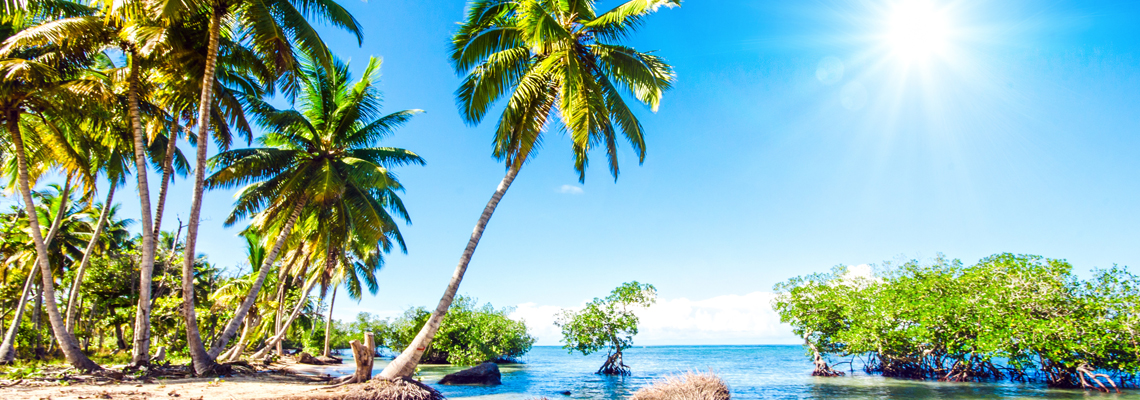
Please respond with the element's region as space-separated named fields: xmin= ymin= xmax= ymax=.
xmin=439 ymin=362 xmax=502 ymax=385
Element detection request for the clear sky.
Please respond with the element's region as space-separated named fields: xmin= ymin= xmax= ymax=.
xmin=9 ymin=0 xmax=1140 ymax=345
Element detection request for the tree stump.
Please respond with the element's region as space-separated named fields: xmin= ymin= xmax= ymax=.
xmin=329 ymin=332 xmax=375 ymax=387
xmin=351 ymin=333 xmax=375 ymax=383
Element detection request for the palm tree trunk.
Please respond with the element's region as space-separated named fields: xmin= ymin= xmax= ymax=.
xmin=182 ymin=9 xmax=223 ymax=375
xmin=379 ymin=165 xmax=520 ymax=379
xmin=0 ymin=176 xmax=73 ymax=362
xmin=0 ymin=264 xmax=38 ymax=363
xmin=5 ymin=112 xmax=101 ymax=371
xmin=222 ymin=314 xmax=254 ymax=362
xmin=253 ymin=248 xmax=336 ymax=360
xmin=251 ymin=273 xmax=320 ymax=360
xmin=127 ymin=51 xmax=158 ymax=366
xmin=44 ymin=175 xmax=72 ymax=246
xmin=273 ymin=249 xmax=299 ymax=357
xmin=66 ymin=184 xmax=116 ymax=334
xmin=207 ymin=197 xmax=308 ymax=358
xmin=0 ymin=174 xmax=73 ymax=364
xmin=322 ymin=286 xmax=336 ymax=358
xmin=151 ymin=119 xmax=181 ymax=243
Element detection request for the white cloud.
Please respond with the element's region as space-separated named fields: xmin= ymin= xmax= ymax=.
xmin=558 ymin=185 xmax=584 ymax=195
xmin=509 ymin=292 xmax=799 ymax=346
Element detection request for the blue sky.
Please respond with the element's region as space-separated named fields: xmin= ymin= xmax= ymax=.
xmin=9 ymin=0 xmax=1140 ymax=344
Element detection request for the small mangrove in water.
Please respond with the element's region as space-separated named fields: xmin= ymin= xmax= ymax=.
xmin=774 ymin=253 xmax=1139 ymax=392
xmin=557 ymin=282 xmax=657 ymax=376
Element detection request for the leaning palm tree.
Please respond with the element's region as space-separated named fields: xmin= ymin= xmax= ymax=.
xmin=380 ymin=0 xmax=678 ymax=379
xmin=0 ymin=2 xmax=108 ymax=370
xmin=150 ymin=0 xmax=363 ymax=374
xmin=207 ymin=54 xmax=422 ymax=362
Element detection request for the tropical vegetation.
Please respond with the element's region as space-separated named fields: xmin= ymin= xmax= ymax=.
xmin=557 ymin=281 xmax=657 ymax=375
xmin=0 ymin=0 xmax=422 ymax=376
xmin=773 ymin=253 xmax=1140 ymax=392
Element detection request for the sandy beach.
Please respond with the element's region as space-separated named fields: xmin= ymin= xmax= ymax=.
xmin=0 ymin=362 xmax=350 ymax=400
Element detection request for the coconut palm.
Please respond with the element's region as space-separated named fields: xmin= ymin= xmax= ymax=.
xmin=0 ymin=2 xmax=108 ymax=370
xmin=207 ymin=54 xmax=422 ymax=362
xmin=148 ymin=0 xmax=364 ymax=373
xmin=380 ymin=0 xmax=678 ymax=378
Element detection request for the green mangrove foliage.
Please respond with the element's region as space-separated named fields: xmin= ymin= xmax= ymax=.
xmin=556 ymin=281 xmax=657 ymax=376
xmin=773 ymin=253 xmax=1140 ymax=392
xmin=384 ymin=296 xmax=535 ymax=366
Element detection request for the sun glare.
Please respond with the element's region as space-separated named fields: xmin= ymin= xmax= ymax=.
xmin=885 ymin=1 xmax=951 ymax=61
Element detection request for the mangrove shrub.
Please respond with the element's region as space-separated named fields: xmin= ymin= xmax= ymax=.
xmin=383 ymin=296 xmax=534 ymax=365
xmin=773 ymin=253 xmax=1140 ymax=391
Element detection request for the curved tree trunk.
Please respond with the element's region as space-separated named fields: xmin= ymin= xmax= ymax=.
xmin=182 ymin=9 xmax=223 ymax=375
xmin=127 ymin=52 xmax=158 ymax=366
xmin=251 ymin=272 xmax=320 ymax=360
xmin=272 ymin=248 xmax=300 ymax=357
xmin=252 ymin=248 xmax=336 ymax=360
xmin=152 ymin=119 xmax=181 ymax=244
xmin=44 ymin=176 xmax=72 ymax=247
xmin=0 ymin=263 xmax=38 ymax=363
xmin=322 ymin=286 xmax=336 ymax=357
xmin=66 ymin=184 xmax=116 ymax=334
xmin=221 ymin=314 xmax=255 ymax=362
xmin=0 ymin=176 xmax=72 ymax=363
xmin=6 ymin=113 xmax=101 ymax=371
xmin=379 ymin=165 xmax=520 ymax=379
xmin=207 ymin=197 xmax=308 ymax=358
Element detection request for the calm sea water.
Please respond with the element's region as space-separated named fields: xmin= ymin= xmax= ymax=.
xmin=320 ymin=345 xmax=1139 ymax=400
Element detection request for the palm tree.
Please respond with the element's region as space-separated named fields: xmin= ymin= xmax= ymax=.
xmin=380 ymin=0 xmax=678 ymax=379
xmin=149 ymin=0 xmax=363 ymax=374
xmin=0 ymin=2 xmax=107 ymax=369
xmin=0 ymin=3 xmax=201 ymax=363
xmin=321 ymin=233 xmax=384 ymax=357
xmin=207 ymin=55 xmax=422 ymax=362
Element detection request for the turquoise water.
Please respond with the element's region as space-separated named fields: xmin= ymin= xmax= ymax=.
xmin=326 ymin=346 xmax=1138 ymax=399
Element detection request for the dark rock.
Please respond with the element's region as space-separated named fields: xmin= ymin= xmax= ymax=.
xmin=438 ymin=362 xmax=502 ymax=385
xmin=559 ymin=391 xmax=572 ymax=396
xmin=296 ymin=352 xmax=324 ymax=365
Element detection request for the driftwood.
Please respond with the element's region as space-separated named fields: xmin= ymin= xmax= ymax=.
xmin=328 ymin=333 xmax=374 ymax=387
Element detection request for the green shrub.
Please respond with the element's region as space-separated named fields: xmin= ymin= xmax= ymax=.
xmin=383 ymin=296 xmax=535 ymax=365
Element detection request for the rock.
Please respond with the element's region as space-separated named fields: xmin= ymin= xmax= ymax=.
xmin=559 ymin=390 xmax=572 ymax=396
xmin=439 ymin=362 xmax=501 ymax=385
xmin=296 ymin=352 xmax=324 ymax=365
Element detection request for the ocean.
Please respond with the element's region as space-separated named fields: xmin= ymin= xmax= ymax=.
xmin=321 ymin=345 xmax=1138 ymax=399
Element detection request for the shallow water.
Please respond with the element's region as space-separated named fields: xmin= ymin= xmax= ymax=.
xmin=323 ymin=345 xmax=1138 ymax=399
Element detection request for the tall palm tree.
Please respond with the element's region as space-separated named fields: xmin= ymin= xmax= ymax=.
xmin=0 ymin=3 xmax=199 ymax=363
xmin=150 ymin=0 xmax=363 ymax=374
xmin=0 ymin=2 xmax=107 ymax=369
xmin=380 ymin=0 xmax=678 ymax=379
xmin=207 ymin=55 xmax=422 ymax=362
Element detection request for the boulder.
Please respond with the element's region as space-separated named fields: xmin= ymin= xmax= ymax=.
xmin=438 ymin=362 xmax=502 ymax=385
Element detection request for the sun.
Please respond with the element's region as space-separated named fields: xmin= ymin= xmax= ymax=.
xmin=885 ymin=1 xmax=951 ymax=61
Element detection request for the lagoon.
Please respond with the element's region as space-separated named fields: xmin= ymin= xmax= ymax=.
xmin=321 ymin=346 xmax=1138 ymax=400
